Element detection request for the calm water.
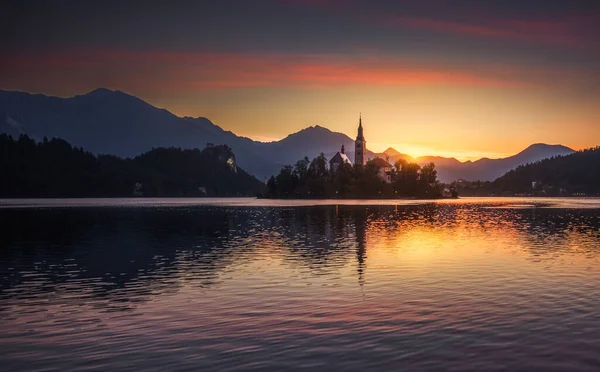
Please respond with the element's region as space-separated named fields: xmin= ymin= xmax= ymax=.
xmin=1 ymin=198 xmax=600 ymax=371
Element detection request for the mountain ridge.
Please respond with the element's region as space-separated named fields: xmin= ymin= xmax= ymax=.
xmin=0 ymin=88 xmax=575 ymax=182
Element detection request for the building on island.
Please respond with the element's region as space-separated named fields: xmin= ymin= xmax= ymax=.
xmin=355 ymin=114 xmax=367 ymax=166
xmin=339 ymin=114 xmax=394 ymax=183
xmin=329 ymin=144 xmax=352 ymax=173
xmin=369 ymin=157 xmax=393 ymax=183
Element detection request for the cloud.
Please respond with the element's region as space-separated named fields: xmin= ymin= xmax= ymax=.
xmin=268 ymin=0 xmax=599 ymax=51
xmin=385 ymin=15 xmax=597 ymax=50
xmin=1 ymin=49 xmax=547 ymax=96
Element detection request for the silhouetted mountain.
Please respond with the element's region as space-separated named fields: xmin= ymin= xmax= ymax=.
xmin=462 ymin=144 xmax=574 ymax=182
xmin=0 ymin=89 xmax=282 ymax=179
xmin=0 ymin=89 xmax=575 ymax=182
xmin=383 ymin=147 xmax=402 ymax=156
xmin=371 ymin=145 xmax=574 ymax=182
xmin=0 ymin=89 xmax=367 ymax=179
xmin=371 ymin=147 xmax=413 ymax=164
xmin=421 ymin=144 xmax=574 ymax=182
xmin=416 ymin=156 xmax=462 ymax=167
xmin=456 ymin=147 xmax=600 ymax=196
xmin=491 ymin=147 xmax=600 ymax=195
xmin=263 ymin=125 xmax=355 ymax=164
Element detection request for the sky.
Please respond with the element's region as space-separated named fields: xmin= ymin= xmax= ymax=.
xmin=1 ymin=0 xmax=599 ymax=160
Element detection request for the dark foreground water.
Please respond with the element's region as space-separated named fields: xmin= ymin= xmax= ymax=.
xmin=1 ymin=198 xmax=600 ymax=371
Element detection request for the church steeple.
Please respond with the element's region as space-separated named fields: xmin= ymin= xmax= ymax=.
xmin=354 ymin=113 xmax=366 ymax=166
xmin=356 ymin=113 xmax=364 ymax=141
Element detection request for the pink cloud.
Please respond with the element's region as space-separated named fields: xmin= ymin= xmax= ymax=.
xmin=386 ymin=15 xmax=594 ymax=49
xmin=1 ymin=48 xmax=559 ymax=96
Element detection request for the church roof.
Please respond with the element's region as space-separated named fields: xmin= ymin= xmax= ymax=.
xmin=330 ymin=151 xmax=351 ymax=165
xmin=369 ymin=157 xmax=393 ymax=168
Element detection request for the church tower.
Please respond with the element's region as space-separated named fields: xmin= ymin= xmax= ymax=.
xmin=355 ymin=114 xmax=366 ymax=166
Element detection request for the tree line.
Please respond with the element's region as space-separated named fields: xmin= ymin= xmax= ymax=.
xmin=263 ymin=154 xmax=445 ymax=199
xmin=0 ymin=134 xmax=264 ymax=197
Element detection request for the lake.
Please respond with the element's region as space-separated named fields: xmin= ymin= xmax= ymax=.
xmin=1 ymin=197 xmax=600 ymax=371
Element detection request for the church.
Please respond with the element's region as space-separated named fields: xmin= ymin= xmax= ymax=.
xmin=329 ymin=115 xmax=394 ymax=183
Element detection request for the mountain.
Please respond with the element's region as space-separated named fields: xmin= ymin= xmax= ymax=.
xmin=369 ymin=145 xmax=574 ymax=182
xmin=455 ymin=144 xmax=575 ymax=182
xmin=0 ymin=88 xmax=283 ymax=178
xmin=491 ymin=147 xmax=600 ymax=195
xmin=370 ymin=147 xmax=413 ymax=164
xmin=0 ymin=88 xmax=361 ymax=179
xmin=419 ymin=144 xmax=574 ymax=183
xmin=383 ymin=147 xmax=402 ymax=157
xmin=0 ymin=88 xmax=576 ymax=182
xmin=264 ymin=125 xmax=356 ymax=165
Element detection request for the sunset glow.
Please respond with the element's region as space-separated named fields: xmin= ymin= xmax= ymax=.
xmin=3 ymin=2 xmax=600 ymax=370
xmin=2 ymin=1 xmax=599 ymax=159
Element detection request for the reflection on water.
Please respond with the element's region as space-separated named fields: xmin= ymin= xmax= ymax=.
xmin=1 ymin=200 xmax=600 ymax=370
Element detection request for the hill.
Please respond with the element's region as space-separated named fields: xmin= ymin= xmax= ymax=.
xmin=0 ymin=89 xmax=360 ymax=179
xmin=0 ymin=88 xmax=575 ymax=182
xmin=490 ymin=147 xmax=600 ymax=195
xmin=369 ymin=145 xmax=574 ymax=183
xmin=454 ymin=147 xmax=600 ymax=196
xmin=370 ymin=148 xmax=414 ymax=165
xmin=453 ymin=144 xmax=575 ymax=182
xmin=0 ymin=88 xmax=285 ymax=179
xmin=0 ymin=134 xmax=264 ymax=197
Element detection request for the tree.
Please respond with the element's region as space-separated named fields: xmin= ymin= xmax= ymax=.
xmin=419 ymin=162 xmax=442 ymax=197
xmin=275 ymin=165 xmax=298 ymax=197
xmin=420 ymin=162 xmax=437 ymax=184
xmin=333 ymin=162 xmax=355 ymax=197
xmin=309 ymin=153 xmax=329 ymax=178
xmin=266 ymin=176 xmax=277 ymax=197
xmin=0 ymin=134 xmax=264 ymax=197
xmin=394 ymin=161 xmax=420 ymax=196
xmin=355 ymin=163 xmax=385 ymax=198
xmin=264 ymin=153 xmax=452 ymax=199
xmin=294 ymin=156 xmax=310 ymax=181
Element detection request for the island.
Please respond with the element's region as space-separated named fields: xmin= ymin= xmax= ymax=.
xmin=262 ymin=116 xmax=452 ymax=199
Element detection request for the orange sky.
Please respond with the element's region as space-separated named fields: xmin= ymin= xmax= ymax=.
xmin=2 ymin=1 xmax=599 ymax=160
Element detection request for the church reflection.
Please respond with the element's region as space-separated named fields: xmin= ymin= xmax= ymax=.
xmin=353 ymin=207 xmax=367 ymax=286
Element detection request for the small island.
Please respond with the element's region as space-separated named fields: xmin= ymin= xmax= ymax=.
xmin=262 ymin=116 xmax=454 ymax=199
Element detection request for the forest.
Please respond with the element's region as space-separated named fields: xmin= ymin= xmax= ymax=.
xmin=0 ymin=134 xmax=264 ymax=197
xmin=263 ymin=154 xmax=446 ymax=199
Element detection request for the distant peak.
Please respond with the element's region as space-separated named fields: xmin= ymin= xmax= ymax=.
xmin=84 ymin=88 xmax=139 ymax=100
xmin=520 ymin=143 xmax=574 ymax=153
xmin=184 ymin=116 xmax=212 ymax=122
xmin=383 ymin=147 xmax=401 ymax=156
xmin=295 ymin=125 xmax=331 ymax=134
xmin=306 ymin=125 xmax=328 ymax=132
xmin=527 ymin=143 xmax=569 ymax=149
xmin=527 ymin=143 xmax=551 ymax=149
xmin=86 ymin=88 xmax=114 ymax=95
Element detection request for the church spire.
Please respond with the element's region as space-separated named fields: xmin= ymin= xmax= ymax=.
xmin=354 ymin=113 xmax=366 ymax=166
xmin=356 ymin=113 xmax=364 ymax=141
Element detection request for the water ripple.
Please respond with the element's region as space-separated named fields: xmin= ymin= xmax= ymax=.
xmin=1 ymin=200 xmax=600 ymax=370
